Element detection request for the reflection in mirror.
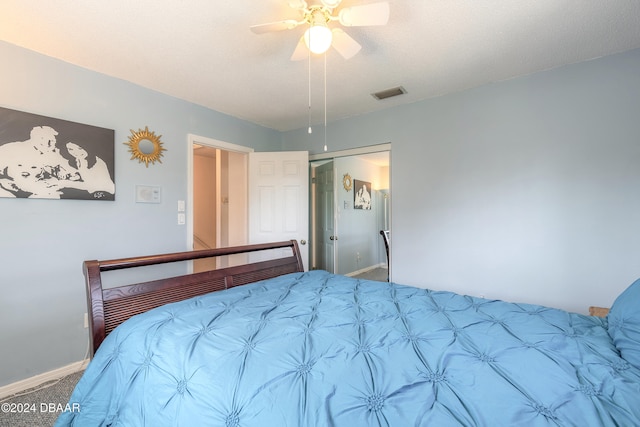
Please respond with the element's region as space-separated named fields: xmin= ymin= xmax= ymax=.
xmin=138 ymin=139 xmax=155 ymax=155
xmin=309 ymin=149 xmax=390 ymax=278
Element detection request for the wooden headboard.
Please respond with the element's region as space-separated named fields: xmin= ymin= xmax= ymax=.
xmin=83 ymin=240 xmax=304 ymax=356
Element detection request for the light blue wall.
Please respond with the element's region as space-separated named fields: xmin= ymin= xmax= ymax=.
xmin=283 ymin=48 xmax=640 ymax=315
xmin=0 ymin=41 xmax=281 ymax=386
xmin=3 ymin=39 xmax=640 ymax=387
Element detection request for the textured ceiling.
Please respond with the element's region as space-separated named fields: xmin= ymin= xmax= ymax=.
xmin=1 ymin=1 xmax=640 ymax=131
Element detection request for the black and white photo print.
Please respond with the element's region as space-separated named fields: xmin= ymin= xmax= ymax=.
xmin=353 ymin=179 xmax=372 ymax=210
xmin=0 ymin=107 xmax=115 ymax=200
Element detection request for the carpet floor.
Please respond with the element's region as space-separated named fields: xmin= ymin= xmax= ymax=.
xmin=352 ymin=266 xmax=389 ymax=282
xmin=0 ymin=370 xmax=83 ymax=427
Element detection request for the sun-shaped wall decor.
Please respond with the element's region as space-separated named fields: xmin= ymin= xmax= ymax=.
xmin=343 ymin=173 xmax=353 ymax=192
xmin=124 ymin=126 xmax=166 ymax=167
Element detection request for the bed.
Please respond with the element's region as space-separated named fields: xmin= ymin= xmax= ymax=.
xmin=56 ymin=240 xmax=640 ymax=426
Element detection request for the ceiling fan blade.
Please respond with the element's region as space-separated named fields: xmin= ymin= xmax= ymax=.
xmin=250 ymin=19 xmax=300 ymax=34
xmin=290 ymin=36 xmax=309 ymax=61
xmin=338 ymin=2 xmax=390 ymax=27
xmin=331 ymin=28 xmax=361 ymax=59
xmin=288 ymin=0 xmax=308 ymax=10
xmin=321 ymin=0 xmax=342 ymax=9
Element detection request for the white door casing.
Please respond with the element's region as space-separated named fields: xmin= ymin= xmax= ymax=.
xmin=248 ymin=151 xmax=309 ymax=271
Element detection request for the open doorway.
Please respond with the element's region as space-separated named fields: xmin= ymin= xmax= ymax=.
xmin=192 ymin=145 xmax=247 ymax=250
xmin=189 ymin=136 xmax=251 ymax=272
xmin=188 ymin=134 xmax=310 ymax=271
xmin=310 ymin=148 xmax=390 ymax=280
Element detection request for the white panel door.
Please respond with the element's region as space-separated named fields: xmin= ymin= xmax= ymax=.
xmin=249 ymin=151 xmax=309 ymax=270
xmin=314 ymin=160 xmax=335 ymax=272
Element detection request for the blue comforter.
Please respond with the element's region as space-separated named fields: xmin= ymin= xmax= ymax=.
xmin=56 ymin=271 xmax=640 ymax=426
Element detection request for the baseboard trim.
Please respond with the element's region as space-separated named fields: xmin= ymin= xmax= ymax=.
xmin=0 ymin=359 xmax=88 ymax=400
xmin=345 ymin=263 xmax=387 ymax=277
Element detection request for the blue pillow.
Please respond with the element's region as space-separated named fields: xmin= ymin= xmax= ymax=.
xmin=607 ymin=278 xmax=640 ymax=369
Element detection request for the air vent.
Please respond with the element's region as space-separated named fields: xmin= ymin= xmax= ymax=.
xmin=371 ymin=86 xmax=407 ymax=100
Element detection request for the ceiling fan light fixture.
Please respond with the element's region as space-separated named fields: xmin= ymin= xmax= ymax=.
xmin=304 ymin=24 xmax=333 ymax=54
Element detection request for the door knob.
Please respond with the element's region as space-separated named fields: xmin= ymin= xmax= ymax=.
xmin=300 ymin=239 xmax=307 ymax=245
xmin=329 ymin=235 xmax=338 ymax=240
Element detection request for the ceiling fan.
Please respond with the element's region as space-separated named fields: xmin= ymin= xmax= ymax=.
xmin=250 ymin=0 xmax=390 ymax=60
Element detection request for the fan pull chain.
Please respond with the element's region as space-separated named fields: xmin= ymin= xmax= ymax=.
xmin=323 ymin=51 xmax=328 ymax=152
xmin=307 ymin=31 xmax=312 ymax=135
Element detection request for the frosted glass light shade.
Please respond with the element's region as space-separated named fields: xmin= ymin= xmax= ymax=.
xmin=304 ymin=25 xmax=333 ymax=54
